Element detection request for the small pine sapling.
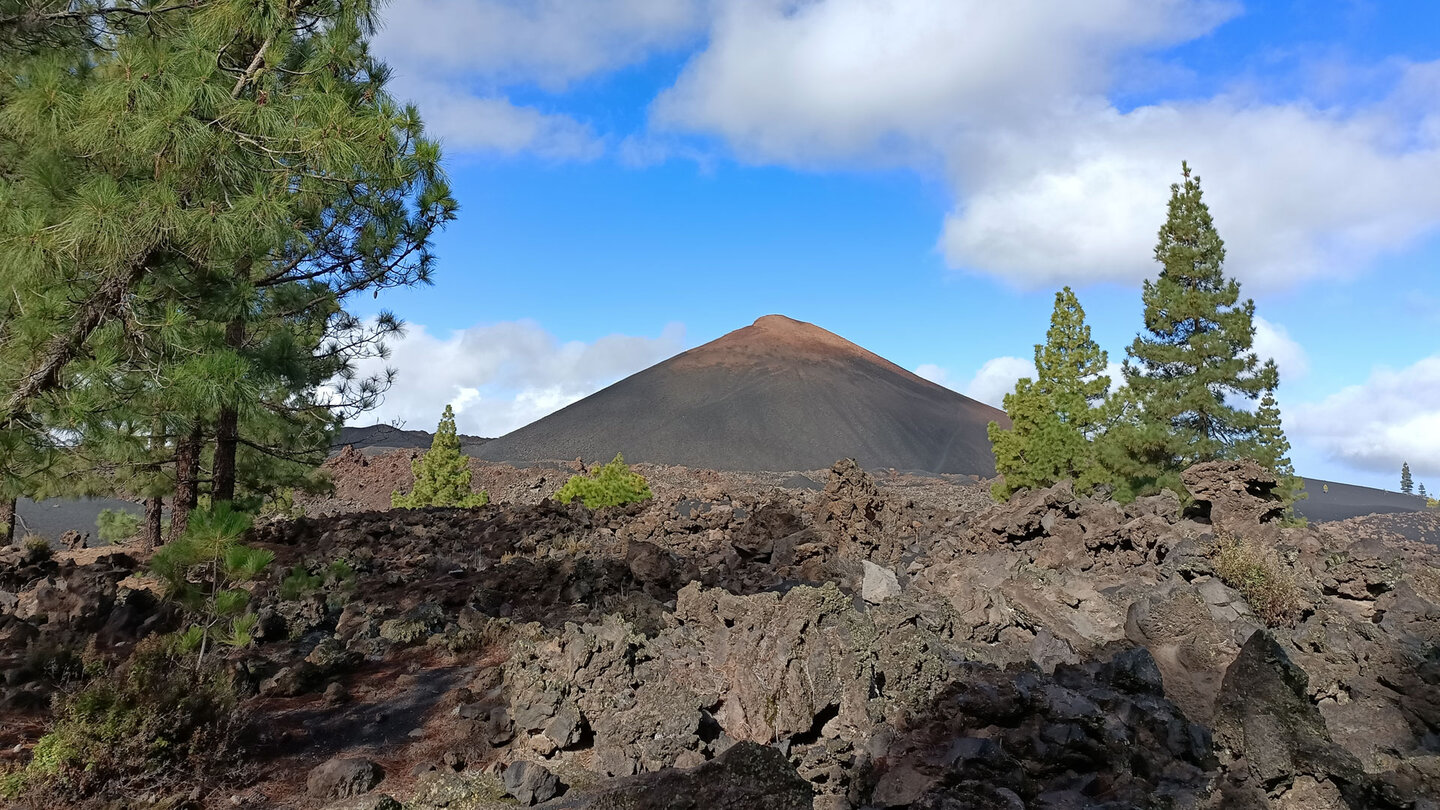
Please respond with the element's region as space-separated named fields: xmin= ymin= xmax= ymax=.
xmin=149 ymin=505 xmax=273 ymax=667
xmin=392 ymin=405 xmax=489 ymax=508
xmin=556 ymin=454 xmax=654 ymax=508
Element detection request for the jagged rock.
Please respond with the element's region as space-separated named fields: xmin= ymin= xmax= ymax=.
xmin=861 ymin=561 xmax=900 ymax=604
xmin=815 ymin=459 xmax=904 ymax=564
xmin=1181 ymin=459 xmax=1285 ymax=534
xmin=504 ymin=760 xmax=561 ymax=805
xmin=1214 ymin=631 xmax=1401 ymax=808
xmin=307 ymin=757 xmax=384 ymax=799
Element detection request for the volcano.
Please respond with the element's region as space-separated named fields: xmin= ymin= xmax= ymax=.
xmin=475 ymin=315 xmax=1008 ymax=475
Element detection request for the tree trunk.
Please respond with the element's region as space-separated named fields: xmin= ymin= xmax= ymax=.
xmin=212 ymin=318 xmax=246 ymax=505
xmin=0 ymin=497 xmax=14 ymax=546
xmin=142 ymin=495 xmax=163 ymax=553
xmin=169 ymin=425 xmax=202 ymax=543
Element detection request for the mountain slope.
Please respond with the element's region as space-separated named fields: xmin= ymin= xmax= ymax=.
xmin=475 ymin=315 xmax=1007 ymax=475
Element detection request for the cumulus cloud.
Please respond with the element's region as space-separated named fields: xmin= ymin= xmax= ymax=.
xmin=649 ymin=0 xmax=1440 ymax=288
xmin=653 ymin=0 xmax=1235 ymax=163
xmin=913 ymin=363 xmax=953 ymax=388
xmin=961 ymin=357 xmax=1036 ymax=408
xmin=373 ymin=0 xmax=707 ymax=158
xmin=939 ymin=93 xmax=1440 ymax=288
xmin=1252 ymin=317 xmax=1308 ymax=382
xmin=377 ymin=0 xmax=707 ymax=89
xmin=401 ymin=85 xmax=604 ymax=160
xmin=351 ymin=320 xmax=686 ymax=437
xmin=1289 ymin=355 xmax=1440 ymax=480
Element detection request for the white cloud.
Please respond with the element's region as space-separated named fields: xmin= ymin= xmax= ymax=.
xmin=401 ymin=86 xmax=604 ymax=160
xmin=1252 ymin=316 xmax=1308 ymax=382
xmin=962 ymin=356 xmax=1035 ymax=408
xmin=913 ymin=363 xmax=952 ymax=387
xmin=377 ymin=0 xmax=707 ymax=89
xmin=939 ymin=93 xmax=1440 ymax=288
xmin=653 ymin=0 xmax=1235 ymax=163
xmin=649 ymin=1 xmax=1440 ymax=289
xmin=1289 ymin=355 xmax=1440 ymax=480
xmin=350 ymin=320 xmax=686 ymax=436
xmin=373 ymin=0 xmax=707 ymax=158
xmin=943 ymin=355 xmax=1125 ymax=409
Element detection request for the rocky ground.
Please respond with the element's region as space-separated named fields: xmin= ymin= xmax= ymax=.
xmin=2 ymin=458 xmax=1439 ymax=809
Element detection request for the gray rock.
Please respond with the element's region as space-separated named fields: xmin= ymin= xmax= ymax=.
xmin=307 ymin=757 xmax=384 ymax=799
xmin=862 ymin=560 xmax=900 ymax=604
xmin=504 ymin=760 xmax=561 ymax=806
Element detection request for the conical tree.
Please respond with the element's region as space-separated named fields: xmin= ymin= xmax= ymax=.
xmin=392 ymin=406 xmax=488 ymax=508
xmin=1034 ymin=287 xmax=1112 ymax=440
xmin=1249 ymin=386 xmax=1304 ymax=506
xmin=1115 ymin=162 xmax=1278 ymax=497
xmin=1401 ymin=462 xmax=1414 ymax=495
xmin=989 ymin=287 xmax=1112 ymax=499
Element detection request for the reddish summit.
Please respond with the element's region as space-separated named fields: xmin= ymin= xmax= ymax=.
xmin=671 ymin=315 xmax=916 ymax=375
xmin=477 ymin=315 xmax=1006 ymax=475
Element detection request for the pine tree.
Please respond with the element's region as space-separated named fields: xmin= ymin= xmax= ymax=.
xmin=0 ymin=0 xmax=456 ymax=514
xmin=1249 ymin=388 xmax=1304 ymax=506
xmin=392 ymin=406 xmax=488 ymax=509
xmin=989 ymin=287 xmax=1112 ymax=499
xmin=1421 ymin=483 xmax=1428 ymax=499
xmin=1401 ymin=462 xmax=1414 ymax=495
xmin=556 ymin=454 xmax=654 ymax=509
xmin=1114 ymin=162 xmax=1278 ymax=497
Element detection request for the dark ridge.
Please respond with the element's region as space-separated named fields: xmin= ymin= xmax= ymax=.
xmin=474 ymin=314 xmax=1009 ymax=476
xmin=333 ymin=424 xmax=491 ymax=454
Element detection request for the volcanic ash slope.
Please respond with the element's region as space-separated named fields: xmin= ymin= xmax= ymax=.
xmin=477 ymin=314 xmax=1007 ymax=476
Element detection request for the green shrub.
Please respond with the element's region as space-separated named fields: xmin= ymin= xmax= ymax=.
xmin=1211 ymin=534 xmax=1304 ymax=627
xmin=392 ymin=404 xmax=489 ymax=508
xmin=4 ymin=637 xmax=245 ymax=801
xmin=150 ymin=505 xmax=273 ymax=662
xmin=95 ymin=509 xmax=142 ymax=543
xmin=279 ymin=565 xmax=323 ymax=600
xmin=555 ymin=453 xmax=653 ymax=509
xmin=20 ymin=535 xmax=51 ymax=561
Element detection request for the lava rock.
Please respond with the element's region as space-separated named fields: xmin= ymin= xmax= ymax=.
xmin=307 ymin=757 xmax=384 ymax=799
xmin=503 ymin=760 xmax=561 ymax=806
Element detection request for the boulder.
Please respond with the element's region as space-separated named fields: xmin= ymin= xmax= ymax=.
xmin=307 ymin=757 xmax=384 ymax=800
xmin=1181 ymin=459 xmax=1285 ymax=534
xmin=504 ymin=760 xmax=561 ymax=806
xmin=1214 ymin=631 xmax=1402 ymax=808
xmin=861 ymin=561 xmax=900 ymax=604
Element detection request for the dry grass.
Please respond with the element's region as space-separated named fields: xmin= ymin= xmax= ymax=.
xmin=1210 ymin=533 xmax=1305 ymax=627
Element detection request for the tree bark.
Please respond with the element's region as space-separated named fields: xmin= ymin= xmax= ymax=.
xmin=142 ymin=495 xmax=163 ymax=553
xmin=0 ymin=497 xmax=14 ymax=546
xmin=212 ymin=318 xmax=246 ymax=505
xmin=168 ymin=425 xmax=202 ymax=542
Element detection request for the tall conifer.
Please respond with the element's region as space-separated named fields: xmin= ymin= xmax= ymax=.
xmin=990 ymin=287 xmax=1112 ymax=499
xmin=1401 ymin=462 xmax=1414 ymax=495
xmin=0 ymin=0 xmax=456 ymax=513
xmin=1113 ymin=163 xmax=1278 ymax=496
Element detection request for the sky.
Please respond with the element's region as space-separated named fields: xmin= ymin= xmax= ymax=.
xmin=347 ymin=0 xmax=1440 ymax=492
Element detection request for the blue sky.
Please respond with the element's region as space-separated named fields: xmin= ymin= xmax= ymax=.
xmin=350 ymin=0 xmax=1440 ymax=491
